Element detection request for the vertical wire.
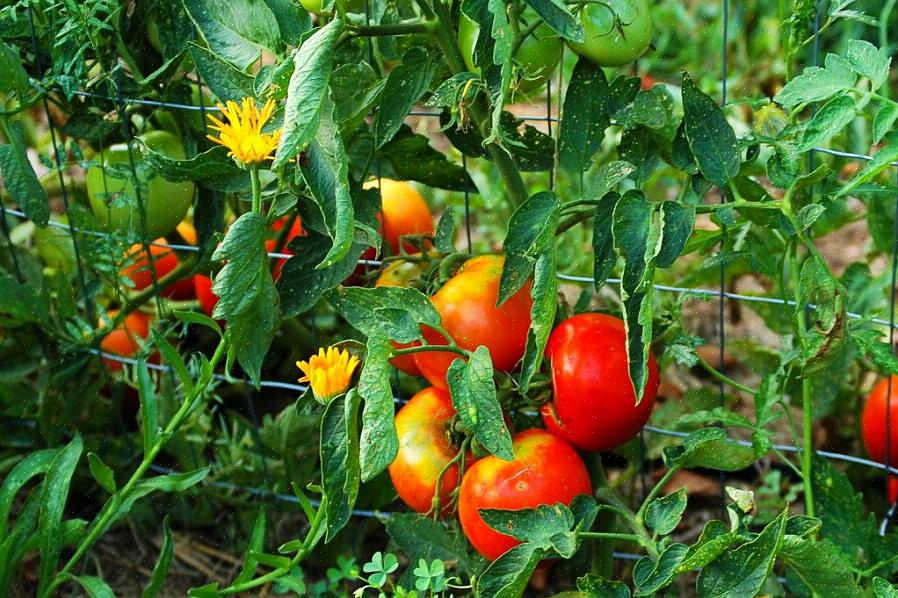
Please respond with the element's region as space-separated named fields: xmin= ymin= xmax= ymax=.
xmin=462 ymin=154 xmax=472 ymax=252
xmin=718 ymin=0 xmax=730 ymax=517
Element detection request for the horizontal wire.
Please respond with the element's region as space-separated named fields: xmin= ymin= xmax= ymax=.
xmin=65 ymin=90 xmax=898 ymax=164
xmin=8 ymin=208 xmax=898 ymax=328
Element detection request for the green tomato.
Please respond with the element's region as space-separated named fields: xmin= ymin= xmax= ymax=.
xmin=300 ymin=0 xmax=365 ymax=16
xmin=87 ymin=130 xmax=194 ymax=241
xmin=567 ymin=0 xmax=653 ymax=67
xmin=458 ymin=10 xmax=562 ymax=95
xmin=33 ymin=217 xmax=77 ymax=278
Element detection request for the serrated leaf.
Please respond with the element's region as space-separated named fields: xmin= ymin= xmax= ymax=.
xmin=645 ymin=487 xmax=688 ymax=535
xmin=578 ymin=574 xmax=631 ymax=598
xmin=273 ymin=18 xmax=343 ymax=167
xmin=358 ymin=336 xmax=398 ymax=482
xmin=141 ymin=144 xmax=243 ymax=184
xmin=799 ymin=95 xmax=856 ymax=151
xmin=593 ymin=193 xmax=620 ymax=291
xmin=775 ymin=63 xmax=856 ymax=108
xmin=321 ymin=390 xmax=361 ymax=540
xmin=375 ymin=48 xmax=436 ymax=148
xmin=0 ymin=122 xmax=49 ymax=226
xmin=656 ymin=202 xmax=695 ymax=268
xmin=874 ymin=577 xmax=898 ymax=598
xmin=695 ymin=510 xmax=787 ymax=598
xmin=846 ymin=39 xmax=891 ymax=90
xmin=386 ymin=514 xmax=473 ymax=572
xmin=522 ymin=0 xmax=583 ymax=41
xmin=477 ymin=544 xmax=544 ymax=598
xmin=327 ymin=286 xmax=441 ymax=342
xmin=379 ymin=125 xmax=477 ymax=191
xmin=874 ymin=103 xmax=898 ymax=145
xmin=518 ymin=249 xmax=557 ymax=391
xmin=499 ymin=191 xmax=559 ymax=305
xmin=633 ymin=544 xmax=688 ymax=596
xmin=0 ymin=40 xmax=31 ymax=98
xmin=662 ymin=428 xmax=756 ymax=472
xmin=435 ymin=207 xmax=457 ymax=253
xmin=183 ymin=0 xmax=281 ymax=69
xmin=227 ymin=273 xmax=280 ymax=387
xmin=188 ymin=43 xmax=255 ymax=102
xmin=780 ymin=536 xmax=863 ymax=598
xmin=211 ymin=212 xmax=268 ymax=320
xmin=559 ymin=58 xmax=610 ymax=173
xmin=447 ymin=347 xmax=513 ymax=460
xmin=681 ymin=72 xmax=740 ymax=188
xmin=480 ymin=502 xmax=575 ymax=547
xmin=837 ymin=132 xmax=898 ymax=199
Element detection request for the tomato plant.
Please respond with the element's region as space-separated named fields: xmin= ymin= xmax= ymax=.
xmin=86 ymin=130 xmax=194 ymax=241
xmin=389 ymin=387 xmax=468 ymax=515
xmin=457 ymin=429 xmax=592 ymax=560
xmin=459 ymin=9 xmax=562 ymax=95
xmin=413 ymin=255 xmax=532 ymax=390
xmin=540 ymin=313 xmax=659 ymax=452
xmin=567 ymin=0 xmax=653 ymax=67
xmin=374 ymin=256 xmax=432 ymax=376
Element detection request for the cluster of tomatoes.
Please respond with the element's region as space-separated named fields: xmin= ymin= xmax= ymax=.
xmin=370 ymin=184 xmax=661 ymax=561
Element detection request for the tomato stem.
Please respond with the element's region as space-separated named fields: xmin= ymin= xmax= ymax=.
xmin=694 ymin=352 xmax=758 ymax=396
xmin=250 ymin=165 xmax=262 ymax=215
xmin=393 ymin=343 xmax=469 ymax=359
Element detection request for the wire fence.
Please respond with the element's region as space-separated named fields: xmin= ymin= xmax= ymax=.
xmin=3 ymin=0 xmax=898 ymax=568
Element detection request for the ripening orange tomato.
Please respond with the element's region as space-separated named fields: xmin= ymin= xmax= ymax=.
xmin=99 ymin=310 xmax=152 ymax=372
xmin=362 ymin=179 xmax=434 ymax=255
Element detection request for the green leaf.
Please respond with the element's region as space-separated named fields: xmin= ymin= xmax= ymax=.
xmin=522 ymin=0 xmax=583 ymax=41
xmin=656 ymin=202 xmax=695 ymax=268
xmin=593 ymin=193 xmax=620 ymax=291
xmin=327 ymin=285 xmax=441 ymax=342
xmin=263 ymin=0 xmax=311 ymax=45
xmin=799 ymin=95 xmax=856 ymax=151
xmin=775 ymin=58 xmax=857 ymax=108
xmin=141 ymin=517 xmax=174 ymax=598
xmin=0 ymin=449 xmax=57 ymax=536
xmin=277 ymin=231 xmax=366 ymax=318
xmin=480 ymin=502 xmax=574 ymax=547
xmin=188 ymin=43 xmax=255 ymax=102
xmin=330 ymin=63 xmax=384 ymax=131
xmin=441 ymin=110 xmax=556 ymax=172
xmin=386 ymin=514 xmax=473 ymax=572
xmin=614 ymin=86 xmax=677 ymax=131
xmin=211 ymin=212 xmax=268 ymax=320
xmin=111 ymin=469 xmax=210 ymax=525
xmin=183 ymin=0 xmax=281 ymax=69
xmin=581 ymin=161 xmax=636 ymax=202
xmin=853 ymin=328 xmax=898 ymax=376
xmin=299 ymin=97 xmax=354 ymax=268
xmin=695 ymin=509 xmax=787 ymax=598
xmin=798 ymin=255 xmax=847 ymax=374
xmin=273 ymin=18 xmax=343 ymax=168
xmin=151 ymin=331 xmax=196 ymax=397
xmin=633 ymin=544 xmax=688 ymax=596
xmin=0 ymin=40 xmax=31 ymax=98
xmin=499 ymin=191 xmax=559 ymax=305
xmin=174 ymin=310 xmax=222 ymax=335
xmin=662 ymin=428 xmax=756 ymax=472
xmin=477 ymin=544 xmax=544 ymax=598
xmin=358 ymin=336 xmax=399 ymax=482
xmin=681 ymin=72 xmax=740 ymax=189
xmin=228 ymin=273 xmax=280 ymax=388
xmin=578 ymin=574 xmax=631 ymax=598
xmin=87 ymin=452 xmax=116 ymax=494
xmin=846 ymin=40 xmax=891 ymax=90
xmin=874 ymin=103 xmax=898 ymax=145
xmin=63 ymin=575 xmax=115 ymax=598
xmin=837 ymin=132 xmax=898 ymax=199
xmin=375 ymin=48 xmax=436 ymax=148
xmin=559 ymin=58 xmax=610 ymax=173
xmin=874 ymin=577 xmax=898 ymax=598
xmin=37 ymin=434 xmax=83 ymax=595
xmin=674 ymin=520 xmax=738 ymax=574
xmin=447 ymin=347 xmax=513 ymax=460
xmin=233 ymin=509 xmax=266 ymax=586
xmin=141 ymin=144 xmax=243 ymax=184
xmin=321 ymin=390 xmax=361 ymax=541
xmin=0 ymin=121 xmax=49 ymax=226
xmin=612 ymin=192 xmax=656 ymax=403
xmin=645 ymin=487 xmax=688 ymax=535
xmin=379 ymin=125 xmax=477 ymax=191
xmin=435 ymin=207 xmax=457 ymax=254
xmin=518 ymin=249 xmax=557 ymax=391
xmin=780 ymin=536 xmax=863 ymax=598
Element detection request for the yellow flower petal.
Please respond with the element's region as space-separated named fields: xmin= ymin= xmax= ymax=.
xmin=296 ymin=346 xmax=360 ymax=403
xmin=206 ymin=97 xmax=281 ymax=166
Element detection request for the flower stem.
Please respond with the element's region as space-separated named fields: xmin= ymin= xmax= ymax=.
xmin=251 ymin=165 xmax=262 ymax=215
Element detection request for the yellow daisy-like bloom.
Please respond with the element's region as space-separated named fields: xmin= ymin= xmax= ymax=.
xmin=297 ymin=346 xmax=360 ymax=403
xmin=207 ymin=98 xmax=281 ymax=165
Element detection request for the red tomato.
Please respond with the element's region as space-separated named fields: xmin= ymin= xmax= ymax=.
xmin=413 ymin=255 xmax=532 ymax=390
xmin=193 ymin=274 xmax=220 ymax=318
xmin=861 ymin=376 xmax=898 ymax=467
xmin=99 ymin=311 xmax=152 ymax=372
xmin=540 ymin=313 xmax=659 ymax=452
xmin=266 ymin=215 xmax=305 ymax=280
xmin=122 ymin=241 xmax=179 ymax=291
xmin=890 ymin=475 xmax=898 ymax=504
xmin=389 ymin=387 xmax=468 ymax=515
xmin=374 ymin=257 xmax=432 ymax=376
xmin=457 ymin=429 xmax=592 ymax=560
xmin=362 ymin=178 xmax=435 ymax=255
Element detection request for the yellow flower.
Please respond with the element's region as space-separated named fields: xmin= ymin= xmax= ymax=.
xmin=297 ymin=346 xmax=360 ymax=403
xmin=207 ymin=98 xmax=281 ymax=165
